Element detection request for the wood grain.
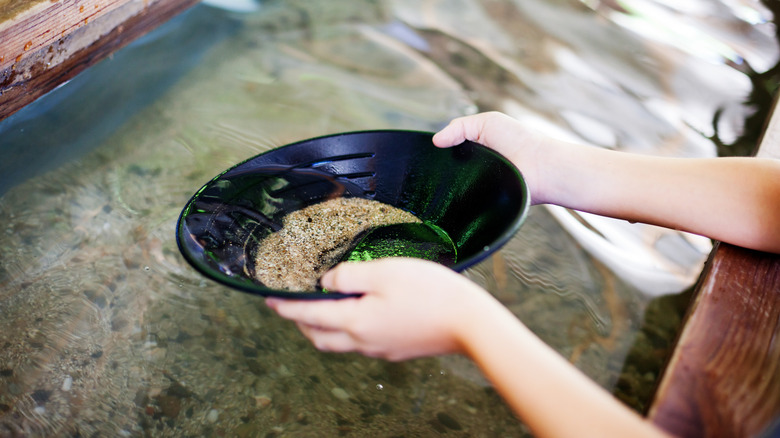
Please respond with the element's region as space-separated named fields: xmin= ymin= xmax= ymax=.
xmin=648 ymin=101 xmax=780 ymax=437
xmin=649 ymin=245 xmax=780 ymax=437
xmin=0 ymin=0 xmax=129 ymax=72
xmin=0 ymin=0 xmax=197 ymax=120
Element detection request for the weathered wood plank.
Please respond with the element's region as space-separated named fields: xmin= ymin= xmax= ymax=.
xmin=0 ymin=0 xmax=197 ymax=120
xmin=0 ymin=0 xmax=130 ymax=72
xmin=648 ymin=101 xmax=780 ymax=437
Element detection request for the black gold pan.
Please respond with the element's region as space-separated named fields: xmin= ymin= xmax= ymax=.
xmin=175 ymin=130 xmax=529 ymax=299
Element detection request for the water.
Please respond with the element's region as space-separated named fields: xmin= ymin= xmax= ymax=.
xmin=0 ymin=1 xmax=777 ymax=436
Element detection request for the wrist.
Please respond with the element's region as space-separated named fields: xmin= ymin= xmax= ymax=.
xmin=523 ymin=135 xmax=576 ymax=206
xmin=450 ymin=285 xmax=521 ymax=357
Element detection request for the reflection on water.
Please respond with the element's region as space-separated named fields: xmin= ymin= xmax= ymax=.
xmin=0 ymin=0 xmax=777 ymax=435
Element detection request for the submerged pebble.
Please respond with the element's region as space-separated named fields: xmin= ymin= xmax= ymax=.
xmin=435 ymin=412 xmax=463 ymax=431
xmin=254 ymin=394 xmax=272 ymax=408
xmin=31 ymin=389 xmax=51 ymax=404
xmin=61 ymin=376 xmax=73 ymax=392
xmin=331 ymin=387 xmax=350 ymax=401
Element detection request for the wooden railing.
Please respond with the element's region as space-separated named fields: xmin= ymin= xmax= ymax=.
xmin=0 ymin=0 xmax=197 ymax=121
xmin=649 ymin=101 xmax=780 ymax=438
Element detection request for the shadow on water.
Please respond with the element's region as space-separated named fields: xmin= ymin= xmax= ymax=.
xmin=714 ymin=0 xmax=780 ymax=157
xmin=0 ymin=1 xmax=778 ymax=436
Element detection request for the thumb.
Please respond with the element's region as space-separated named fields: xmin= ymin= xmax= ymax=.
xmin=432 ymin=117 xmax=478 ymax=148
xmin=320 ymin=258 xmax=436 ymax=295
xmin=432 ymin=112 xmax=505 ymax=148
xmin=319 ymin=261 xmax=381 ymax=295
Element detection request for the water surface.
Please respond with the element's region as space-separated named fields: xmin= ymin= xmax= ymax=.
xmin=0 ymin=1 xmax=777 ymax=436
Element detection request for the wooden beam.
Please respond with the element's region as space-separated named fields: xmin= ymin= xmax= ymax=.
xmin=0 ymin=0 xmax=198 ymax=121
xmin=648 ymin=101 xmax=780 ymax=437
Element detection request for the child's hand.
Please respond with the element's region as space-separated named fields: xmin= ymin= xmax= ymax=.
xmin=432 ymin=112 xmax=559 ymax=205
xmin=265 ymin=258 xmax=498 ymax=361
xmin=434 ymin=112 xmax=780 ymax=253
xmin=433 ymin=111 xmax=539 ymax=158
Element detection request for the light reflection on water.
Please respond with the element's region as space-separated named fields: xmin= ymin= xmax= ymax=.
xmin=0 ymin=1 xmax=777 ymax=436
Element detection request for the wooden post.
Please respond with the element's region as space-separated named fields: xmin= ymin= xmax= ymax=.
xmin=0 ymin=0 xmax=198 ymax=121
xmin=648 ymin=102 xmax=780 ymax=437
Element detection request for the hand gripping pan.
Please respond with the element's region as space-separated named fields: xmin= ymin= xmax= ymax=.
xmin=176 ymin=130 xmax=530 ymax=299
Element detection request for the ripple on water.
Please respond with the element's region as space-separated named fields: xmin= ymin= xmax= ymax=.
xmin=0 ymin=0 xmax=777 ymax=435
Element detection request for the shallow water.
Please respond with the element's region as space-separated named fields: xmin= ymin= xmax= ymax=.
xmin=0 ymin=1 xmax=777 ymax=436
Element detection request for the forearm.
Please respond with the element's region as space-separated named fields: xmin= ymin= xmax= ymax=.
xmin=538 ymin=142 xmax=780 ymax=253
xmin=436 ymin=112 xmax=780 ymax=252
xmin=456 ymin=301 xmax=670 ymax=438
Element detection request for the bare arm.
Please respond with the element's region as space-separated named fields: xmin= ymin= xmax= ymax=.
xmin=434 ymin=112 xmax=780 ymax=253
xmin=267 ymin=259 xmax=671 ymax=438
xmin=264 ymin=111 xmax=780 ymax=437
xmin=460 ymin=293 xmax=670 ymax=438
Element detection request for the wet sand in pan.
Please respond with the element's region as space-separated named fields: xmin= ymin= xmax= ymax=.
xmin=254 ymin=197 xmax=421 ymax=291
